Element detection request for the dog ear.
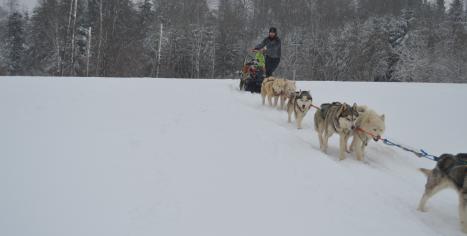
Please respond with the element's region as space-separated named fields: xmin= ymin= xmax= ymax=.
xmin=342 ymin=103 xmax=348 ymax=111
xmin=381 ymin=114 xmax=385 ymax=121
xmin=340 ymin=105 xmax=346 ymax=113
xmin=337 ymin=104 xmax=346 ymax=116
xmin=419 ymin=168 xmax=432 ymax=177
xmin=352 ymin=103 xmax=358 ymax=111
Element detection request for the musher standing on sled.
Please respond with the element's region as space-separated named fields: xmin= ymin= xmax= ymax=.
xmin=253 ymin=27 xmax=281 ymax=77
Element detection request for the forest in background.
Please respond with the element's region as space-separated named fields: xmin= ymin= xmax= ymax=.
xmin=0 ymin=0 xmax=466 ymax=82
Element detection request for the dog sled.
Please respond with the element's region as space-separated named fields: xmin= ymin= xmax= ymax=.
xmin=239 ymin=51 xmax=266 ymax=93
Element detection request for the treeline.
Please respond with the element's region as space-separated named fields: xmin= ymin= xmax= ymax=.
xmin=0 ymin=0 xmax=466 ymax=82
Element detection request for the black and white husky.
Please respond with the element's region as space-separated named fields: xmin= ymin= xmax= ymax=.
xmin=287 ymin=91 xmax=313 ymax=129
xmin=418 ymin=153 xmax=467 ymax=233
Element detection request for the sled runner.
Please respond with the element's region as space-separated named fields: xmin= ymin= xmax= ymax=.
xmin=239 ymin=51 xmax=266 ymax=93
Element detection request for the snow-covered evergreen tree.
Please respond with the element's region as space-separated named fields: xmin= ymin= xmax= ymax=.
xmin=6 ymin=11 xmax=26 ymax=75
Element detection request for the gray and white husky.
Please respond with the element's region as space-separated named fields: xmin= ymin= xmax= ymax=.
xmin=314 ymin=102 xmax=359 ymax=160
xmin=418 ymin=153 xmax=467 ymax=233
xmin=287 ymin=91 xmax=313 ymax=129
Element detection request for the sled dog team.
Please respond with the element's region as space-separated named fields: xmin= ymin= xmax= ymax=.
xmin=261 ymin=76 xmax=385 ymax=162
xmin=259 ymin=76 xmax=467 ymax=233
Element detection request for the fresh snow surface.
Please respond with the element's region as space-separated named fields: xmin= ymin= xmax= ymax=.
xmin=1 ymin=77 xmax=467 ymax=236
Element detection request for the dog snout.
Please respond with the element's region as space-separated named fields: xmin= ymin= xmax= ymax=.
xmin=351 ymin=125 xmax=356 ymax=130
xmin=302 ymin=105 xmax=306 ymax=109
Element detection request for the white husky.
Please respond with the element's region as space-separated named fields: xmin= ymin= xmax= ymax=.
xmin=280 ymin=80 xmax=296 ymax=110
xmin=349 ymin=106 xmax=385 ymax=161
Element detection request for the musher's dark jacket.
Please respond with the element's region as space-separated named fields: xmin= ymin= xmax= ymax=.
xmin=255 ymin=36 xmax=282 ymax=59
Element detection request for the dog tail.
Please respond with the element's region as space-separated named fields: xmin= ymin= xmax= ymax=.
xmin=419 ymin=168 xmax=432 ymax=177
xmin=262 ymin=77 xmax=275 ymax=85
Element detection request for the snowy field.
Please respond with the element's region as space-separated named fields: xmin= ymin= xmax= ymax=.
xmin=1 ymin=77 xmax=467 ymax=236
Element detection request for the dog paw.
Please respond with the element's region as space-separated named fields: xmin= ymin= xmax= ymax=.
xmin=417 ymin=207 xmax=427 ymax=212
xmin=461 ymin=225 xmax=467 ymax=234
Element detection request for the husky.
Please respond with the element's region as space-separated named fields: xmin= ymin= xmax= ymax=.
xmin=349 ymin=106 xmax=385 ymax=161
xmin=418 ymin=153 xmax=467 ymax=233
xmin=261 ymin=77 xmax=287 ymax=107
xmin=314 ymin=102 xmax=359 ymax=160
xmin=287 ymin=91 xmax=313 ymax=129
xmin=279 ymin=80 xmax=297 ymax=110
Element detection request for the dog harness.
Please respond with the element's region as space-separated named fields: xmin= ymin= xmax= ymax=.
xmin=437 ymin=154 xmax=467 ymax=189
xmin=319 ymin=102 xmax=341 ymax=120
xmin=320 ymin=102 xmax=357 ymax=133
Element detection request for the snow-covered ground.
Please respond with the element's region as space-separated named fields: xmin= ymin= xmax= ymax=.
xmin=1 ymin=77 xmax=467 ymax=236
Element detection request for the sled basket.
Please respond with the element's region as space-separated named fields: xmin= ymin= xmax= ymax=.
xmin=239 ymin=52 xmax=266 ymax=93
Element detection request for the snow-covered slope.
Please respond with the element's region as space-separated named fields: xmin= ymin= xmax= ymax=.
xmin=1 ymin=77 xmax=467 ymax=236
